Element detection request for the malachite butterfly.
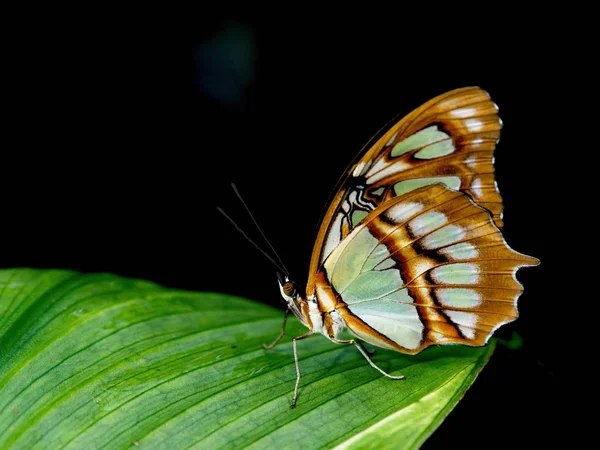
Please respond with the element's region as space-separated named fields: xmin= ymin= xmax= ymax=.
xmin=248 ymin=87 xmax=539 ymax=407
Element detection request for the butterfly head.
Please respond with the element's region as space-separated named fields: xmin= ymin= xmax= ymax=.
xmin=276 ymin=272 xmax=309 ymax=326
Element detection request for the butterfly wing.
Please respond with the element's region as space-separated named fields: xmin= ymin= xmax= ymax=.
xmin=313 ymin=184 xmax=539 ymax=353
xmin=307 ymin=87 xmax=504 ymax=296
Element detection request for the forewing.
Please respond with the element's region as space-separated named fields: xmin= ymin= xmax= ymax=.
xmin=308 ymin=87 xmax=504 ymax=295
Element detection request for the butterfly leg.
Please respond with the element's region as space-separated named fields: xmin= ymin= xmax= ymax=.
xmin=290 ymin=331 xmax=315 ymax=408
xmin=331 ymin=338 xmax=405 ymax=380
xmin=262 ymin=308 xmax=290 ymax=350
xmin=363 ymin=344 xmax=377 ymax=357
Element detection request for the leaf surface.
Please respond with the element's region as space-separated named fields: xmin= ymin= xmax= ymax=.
xmin=0 ymin=269 xmax=494 ymax=449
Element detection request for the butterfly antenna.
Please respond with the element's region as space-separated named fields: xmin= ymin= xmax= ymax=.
xmin=216 ymin=206 xmax=289 ymax=276
xmin=229 ymin=182 xmax=290 ymax=276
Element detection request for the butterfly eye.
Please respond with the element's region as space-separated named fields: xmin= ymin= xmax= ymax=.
xmin=282 ymin=281 xmax=296 ymax=297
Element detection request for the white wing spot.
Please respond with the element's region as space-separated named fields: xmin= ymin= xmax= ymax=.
xmin=464 ymin=155 xmax=477 ymax=169
xmin=429 ymin=330 xmax=451 ymax=344
xmin=344 ymin=192 xmax=357 ymax=213
xmin=440 ymin=242 xmax=479 ymax=260
xmin=438 ymin=288 xmax=482 ymax=308
xmin=386 ymin=202 xmax=424 ymax=224
xmin=465 ymin=119 xmax=483 ymax=132
xmin=451 ymin=107 xmax=477 ymax=118
xmin=353 ymin=161 xmax=366 ymax=177
xmin=431 ymin=263 xmax=480 ymax=285
xmin=408 ymin=211 xmax=447 ymax=238
xmin=445 ymin=310 xmax=478 ymax=339
xmin=421 ymin=224 xmax=466 ymax=250
xmin=471 ymin=177 xmax=484 ymax=198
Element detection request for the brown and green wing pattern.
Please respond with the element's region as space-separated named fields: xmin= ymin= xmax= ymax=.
xmin=314 ymin=184 xmax=538 ymax=353
xmin=308 ymin=87 xmax=504 ymax=295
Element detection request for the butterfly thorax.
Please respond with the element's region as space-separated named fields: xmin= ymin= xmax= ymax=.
xmin=277 ymin=278 xmax=345 ymax=339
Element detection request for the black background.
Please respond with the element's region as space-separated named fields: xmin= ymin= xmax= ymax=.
xmin=5 ymin=8 xmax=565 ymax=449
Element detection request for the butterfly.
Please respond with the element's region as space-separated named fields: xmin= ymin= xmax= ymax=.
xmin=231 ymin=87 xmax=539 ymax=407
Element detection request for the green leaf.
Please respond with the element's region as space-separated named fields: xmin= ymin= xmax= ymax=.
xmin=0 ymin=269 xmax=494 ymax=449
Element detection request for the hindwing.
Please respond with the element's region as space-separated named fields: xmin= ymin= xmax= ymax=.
xmin=313 ymin=184 xmax=538 ymax=353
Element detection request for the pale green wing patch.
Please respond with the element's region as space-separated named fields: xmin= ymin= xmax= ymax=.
xmin=324 ymin=222 xmax=404 ymax=301
xmin=393 ymin=177 xmax=461 ymax=196
xmin=323 ymin=222 xmax=425 ymax=350
xmin=351 ymin=209 xmax=368 ymax=227
xmin=391 ymin=126 xmax=453 ymax=159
